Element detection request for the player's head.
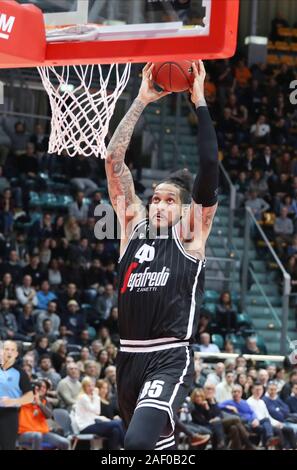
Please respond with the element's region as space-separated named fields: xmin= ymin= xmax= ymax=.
xmin=149 ymin=169 xmax=192 ymax=228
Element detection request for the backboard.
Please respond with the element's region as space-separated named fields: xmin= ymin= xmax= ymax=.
xmin=0 ymin=0 xmax=239 ymax=67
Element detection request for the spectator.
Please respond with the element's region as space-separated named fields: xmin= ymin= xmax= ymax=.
xmin=234 ymin=59 xmax=252 ymax=89
xmin=2 ymin=119 xmax=29 ymax=156
xmin=57 ymin=363 xmax=81 ymax=411
xmin=235 ymin=373 xmax=253 ymax=400
xmin=264 ymin=382 xmax=297 ymax=436
xmin=190 ymin=387 xmax=226 ymax=449
xmin=286 ymin=383 xmax=297 ymax=415
xmin=245 ymin=190 xmax=270 ymax=221
xmin=247 ymin=382 xmax=295 ymax=449
xmin=198 ymin=333 xmax=220 ymax=353
xmin=36 ymin=280 xmax=57 ymax=311
xmin=18 ymin=303 xmax=36 ymax=341
xmin=18 ymin=379 xmax=69 ymax=450
xmin=206 ymin=363 xmax=225 ymax=386
xmin=196 ymin=311 xmax=212 ymax=338
xmin=273 ymin=207 xmax=294 ymax=257
xmin=0 ymin=272 xmax=17 ymax=308
xmin=73 ymin=377 xmax=123 ymax=449
xmin=37 ymin=354 xmax=61 ymax=390
xmin=0 ymin=250 xmax=21 ymax=284
xmin=0 ymin=298 xmax=28 ymax=341
xmin=216 ymin=370 xmax=235 ymax=403
xmin=84 ymin=360 xmax=100 ymax=384
xmin=97 ymin=349 xmax=111 ymax=379
xmin=58 ymin=283 xmax=81 ymax=317
xmin=85 ymin=258 xmax=106 ymax=289
xmin=76 ymin=346 xmax=91 ymax=374
xmin=248 ymin=170 xmax=269 ymax=199
xmin=16 ymin=275 xmax=38 ymax=307
xmin=61 ymin=300 xmax=86 ymax=342
xmin=242 ymin=336 xmax=267 ymax=355
xmin=68 ymin=191 xmax=89 ymax=224
xmin=47 ymin=259 xmax=63 ymax=289
xmin=23 ymin=255 xmax=46 ymax=288
xmin=250 ymin=115 xmax=270 ymax=145
xmin=280 ymin=371 xmax=297 ymax=402
xmin=95 ymin=284 xmax=117 ymax=321
xmin=215 ymin=291 xmax=237 ymax=336
xmin=30 ymin=123 xmax=49 ymax=154
xmin=64 ymin=217 xmax=81 ymax=242
xmin=37 ymin=301 xmax=60 ymax=337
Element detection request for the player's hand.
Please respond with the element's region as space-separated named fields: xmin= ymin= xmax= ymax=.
xmin=189 ymin=60 xmax=206 ymax=107
xmin=137 ymin=63 xmax=171 ymax=105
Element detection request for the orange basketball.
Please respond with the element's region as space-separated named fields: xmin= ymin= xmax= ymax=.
xmin=152 ymin=60 xmax=195 ymax=92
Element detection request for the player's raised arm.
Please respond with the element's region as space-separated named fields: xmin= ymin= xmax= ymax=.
xmin=105 ymin=63 xmax=170 ymax=233
xmin=189 ymin=60 xmax=219 ymax=240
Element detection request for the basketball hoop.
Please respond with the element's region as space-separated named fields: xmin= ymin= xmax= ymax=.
xmin=38 ymin=62 xmax=130 ymax=158
xmin=38 ymin=25 xmax=131 ymax=158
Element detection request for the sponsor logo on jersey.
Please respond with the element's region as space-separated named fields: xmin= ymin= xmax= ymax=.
xmin=121 ymin=263 xmax=170 ymax=293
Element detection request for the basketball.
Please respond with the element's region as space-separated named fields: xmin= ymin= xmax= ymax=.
xmin=152 ymin=60 xmax=195 ymax=92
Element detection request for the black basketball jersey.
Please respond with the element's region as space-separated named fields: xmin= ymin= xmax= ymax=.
xmin=118 ymin=218 xmax=205 ymax=343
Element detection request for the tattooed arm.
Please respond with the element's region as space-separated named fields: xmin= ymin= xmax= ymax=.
xmin=105 ymin=63 xmax=170 ymax=241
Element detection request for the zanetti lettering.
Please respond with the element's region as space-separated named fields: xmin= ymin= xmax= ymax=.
xmin=127 ymin=266 xmax=170 ymax=291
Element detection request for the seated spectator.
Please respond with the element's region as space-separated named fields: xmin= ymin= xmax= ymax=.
xmin=29 ymin=214 xmax=53 ymax=245
xmin=267 ymin=365 xmax=277 ymax=381
xmin=224 ymin=340 xmax=235 ymax=353
xmin=84 ymin=360 xmax=100 ymax=384
xmin=104 ymin=366 xmax=117 ymax=399
xmin=0 ymin=188 xmax=15 ymax=235
xmin=30 ymin=123 xmax=48 ymax=154
xmin=57 ymin=363 xmax=81 ymax=411
xmin=97 ymin=379 xmax=120 ymax=421
xmin=274 ymin=367 xmax=286 ymax=393
xmin=242 ymin=336 xmax=267 ymax=355
xmin=245 ymin=190 xmax=270 ymax=221
xmin=273 ymin=207 xmax=294 ymax=257
xmin=68 ymin=155 xmax=99 ymax=197
xmin=287 ymin=383 xmax=297 ymax=415
xmin=198 ymin=333 xmax=220 ymax=353
xmin=0 ymin=298 xmax=29 ymax=341
xmin=39 ymin=319 xmax=57 ymax=343
xmin=287 ymin=235 xmax=297 ymax=257
xmin=61 ymin=300 xmax=86 ymax=343
xmin=77 ymin=329 xmax=91 ymax=348
xmin=0 ymin=272 xmax=17 ymax=308
xmin=73 ymin=377 xmax=123 ymax=449
xmin=58 ymin=283 xmax=81 ymax=317
xmin=95 ymin=284 xmax=117 ymax=321
xmin=196 ymin=311 xmax=212 ymax=338
xmin=250 ymin=115 xmax=270 ymax=145
xmin=216 ymin=370 xmax=235 ymax=403
xmin=280 ymin=371 xmax=297 ymax=402
xmin=247 ymin=382 xmax=296 ymax=449
xmin=47 ymin=259 xmax=63 ymax=289
xmin=23 ymin=255 xmax=47 ymax=288
xmin=272 ymin=173 xmax=291 ymax=202
xmin=215 ymin=291 xmax=237 ymax=336
xmin=190 ymin=387 xmax=226 ymax=449
xmin=106 ymin=344 xmax=117 ymax=365
xmin=217 ymin=107 xmax=237 ymax=148
xmin=36 ymin=354 xmax=61 ymax=390
xmin=0 ymin=250 xmax=22 ymax=284
xmin=16 ymin=275 xmax=38 ymax=308
xmin=64 ymin=216 xmax=81 ymax=242
xmin=104 ymin=306 xmax=120 ymax=346
xmin=256 ymin=145 xmax=277 ymax=178
xmin=223 ymin=144 xmax=243 ymax=181
xmin=248 ymin=170 xmax=269 ymax=199
xmin=2 ymin=119 xmax=29 ymax=156
xmin=18 ymin=379 xmax=69 ymax=450
xmin=76 ymin=346 xmax=91 ymax=374
xmin=50 ymin=340 xmax=68 ymax=374
xmin=234 ymin=59 xmax=252 ymax=89
xmin=18 ymin=302 xmax=37 ymax=341
xmin=264 ymin=382 xmax=297 ymax=436
xmin=68 ymin=191 xmax=89 ymax=224
xmin=38 ymin=238 xmax=52 ymax=269
xmin=85 ymin=258 xmax=107 ymax=289
xmin=37 ymin=301 xmax=60 ymax=337
xmin=206 ymin=362 xmax=225 ymax=386
xmin=236 ymin=373 xmax=253 ymax=400
xmin=36 ymin=280 xmax=57 ymax=311
xmin=97 ymin=349 xmax=112 ymax=379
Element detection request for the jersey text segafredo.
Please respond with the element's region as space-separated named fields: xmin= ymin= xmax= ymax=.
xmin=127 ymin=266 xmax=170 ymax=292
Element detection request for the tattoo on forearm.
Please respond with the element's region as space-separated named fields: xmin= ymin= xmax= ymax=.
xmin=105 ymin=99 xmax=145 ymax=212
xmin=107 ymin=98 xmax=145 ymax=173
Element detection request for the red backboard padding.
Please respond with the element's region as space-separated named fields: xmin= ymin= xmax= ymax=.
xmin=0 ymin=0 xmax=45 ymax=68
xmin=0 ymin=0 xmax=239 ymax=68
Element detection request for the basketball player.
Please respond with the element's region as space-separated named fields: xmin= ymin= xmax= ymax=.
xmin=105 ymin=60 xmax=218 ymax=449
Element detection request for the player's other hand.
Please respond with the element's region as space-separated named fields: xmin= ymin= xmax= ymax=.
xmin=137 ymin=63 xmax=171 ymax=105
xmin=189 ymin=60 xmax=206 ymax=107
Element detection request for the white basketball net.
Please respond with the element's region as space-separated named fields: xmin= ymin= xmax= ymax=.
xmin=38 ymin=62 xmax=131 ymax=158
